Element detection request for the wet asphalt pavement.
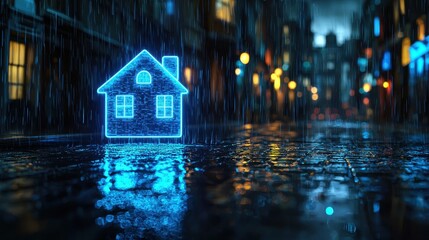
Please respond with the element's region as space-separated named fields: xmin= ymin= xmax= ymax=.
xmin=0 ymin=121 xmax=429 ymax=240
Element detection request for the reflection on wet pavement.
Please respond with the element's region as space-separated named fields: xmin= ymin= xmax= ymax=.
xmin=0 ymin=121 xmax=428 ymax=239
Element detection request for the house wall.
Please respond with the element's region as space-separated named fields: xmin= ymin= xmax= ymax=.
xmin=106 ymin=93 xmax=182 ymax=137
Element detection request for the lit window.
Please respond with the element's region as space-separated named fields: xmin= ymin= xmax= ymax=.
xmin=400 ymin=0 xmax=405 ymax=15
xmin=215 ymin=0 xmax=235 ymax=23
xmin=116 ymin=95 xmax=134 ymax=118
xmin=402 ymin=37 xmax=410 ymax=66
xmin=374 ymin=17 xmax=380 ymax=37
xmin=136 ymin=70 xmax=151 ymax=84
xmin=417 ymin=18 xmax=425 ymax=41
xmin=8 ymin=41 xmax=26 ymax=100
xmin=156 ymin=95 xmax=173 ymax=118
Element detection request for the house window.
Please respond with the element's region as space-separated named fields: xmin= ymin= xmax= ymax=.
xmin=8 ymin=41 xmax=26 ymax=100
xmin=156 ymin=95 xmax=173 ymax=118
xmin=116 ymin=95 xmax=134 ymax=118
xmin=136 ymin=70 xmax=151 ymax=84
xmin=215 ymin=0 xmax=235 ymax=23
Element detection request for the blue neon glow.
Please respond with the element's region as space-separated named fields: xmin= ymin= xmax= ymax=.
xmin=325 ymin=206 xmax=334 ymax=216
xmin=136 ymin=70 xmax=152 ymax=84
xmin=381 ymin=51 xmax=391 ymax=71
xmin=96 ymin=144 xmax=187 ymax=238
xmin=97 ymin=50 xmax=188 ymax=138
xmin=156 ymin=95 xmax=174 ymax=118
xmin=410 ymin=41 xmax=427 ymax=62
xmin=166 ymin=0 xmax=175 ymax=15
xmin=374 ymin=17 xmax=380 ymax=37
xmin=417 ymin=57 xmax=424 ymax=75
xmin=115 ymin=95 xmax=134 ymax=118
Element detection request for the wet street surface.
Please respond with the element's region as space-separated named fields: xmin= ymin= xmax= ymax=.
xmin=1 ymin=121 xmax=429 ymax=239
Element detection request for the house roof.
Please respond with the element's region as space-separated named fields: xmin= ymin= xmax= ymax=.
xmin=97 ymin=50 xmax=188 ymax=94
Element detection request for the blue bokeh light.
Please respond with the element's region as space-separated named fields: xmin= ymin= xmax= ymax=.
xmin=325 ymin=206 xmax=334 ymax=216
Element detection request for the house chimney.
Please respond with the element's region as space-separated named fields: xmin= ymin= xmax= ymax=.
xmin=162 ymin=56 xmax=179 ymax=80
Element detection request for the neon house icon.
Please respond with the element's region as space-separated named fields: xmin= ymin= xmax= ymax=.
xmin=97 ymin=50 xmax=188 ymax=138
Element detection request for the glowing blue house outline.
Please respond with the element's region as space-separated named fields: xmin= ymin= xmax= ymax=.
xmin=97 ymin=50 xmax=188 ymax=138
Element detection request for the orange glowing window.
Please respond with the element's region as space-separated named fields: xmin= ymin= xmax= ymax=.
xmin=400 ymin=0 xmax=405 ymax=15
xmin=8 ymin=41 xmax=26 ymax=100
xmin=402 ymin=38 xmax=411 ymax=66
xmin=417 ymin=18 xmax=425 ymax=41
xmin=215 ymin=0 xmax=235 ymax=23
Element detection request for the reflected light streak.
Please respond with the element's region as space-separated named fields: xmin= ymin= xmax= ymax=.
xmin=96 ymin=144 xmax=187 ymax=239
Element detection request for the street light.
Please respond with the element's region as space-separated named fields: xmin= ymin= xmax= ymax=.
xmin=240 ymin=52 xmax=250 ymax=65
xmin=274 ymin=68 xmax=283 ymax=76
xmin=311 ymin=86 xmax=318 ymax=94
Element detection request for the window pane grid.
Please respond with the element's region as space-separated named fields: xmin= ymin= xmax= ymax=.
xmin=8 ymin=41 xmax=26 ymax=100
xmin=156 ymin=95 xmax=173 ymax=118
xmin=116 ymin=95 xmax=134 ymax=118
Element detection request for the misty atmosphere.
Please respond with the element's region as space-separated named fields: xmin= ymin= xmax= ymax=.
xmin=1 ymin=0 xmax=429 ymax=239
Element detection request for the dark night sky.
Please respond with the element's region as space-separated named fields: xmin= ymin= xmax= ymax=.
xmin=311 ymin=0 xmax=363 ymax=47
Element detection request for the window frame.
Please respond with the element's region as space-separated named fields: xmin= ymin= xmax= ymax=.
xmin=8 ymin=41 xmax=26 ymax=101
xmin=136 ymin=70 xmax=152 ymax=84
xmin=116 ymin=95 xmax=134 ymax=118
xmin=156 ymin=95 xmax=174 ymax=118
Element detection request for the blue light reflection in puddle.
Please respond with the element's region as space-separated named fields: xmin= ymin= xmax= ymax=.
xmin=95 ymin=144 xmax=187 ymax=239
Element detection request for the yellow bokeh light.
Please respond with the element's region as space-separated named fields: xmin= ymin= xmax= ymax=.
xmin=311 ymin=86 xmax=318 ymax=94
xmin=288 ymin=80 xmax=297 ymax=90
xmin=274 ymin=68 xmax=283 ymax=76
xmin=184 ymin=67 xmax=192 ymax=84
xmin=274 ymin=78 xmax=281 ymax=90
xmin=270 ymin=73 xmax=277 ymax=81
xmin=235 ymin=68 xmax=241 ymax=76
xmin=363 ymin=83 xmax=371 ymax=93
xmin=312 ymin=93 xmax=318 ymax=101
xmin=252 ymin=73 xmax=259 ymax=86
xmin=383 ymin=81 xmax=389 ymax=89
xmin=240 ymin=52 xmax=250 ymax=65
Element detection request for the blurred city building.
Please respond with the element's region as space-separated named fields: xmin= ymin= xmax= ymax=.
xmin=361 ymin=0 xmax=429 ymax=123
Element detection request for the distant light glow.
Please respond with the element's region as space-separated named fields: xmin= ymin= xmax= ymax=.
xmin=383 ymin=81 xmax=389 ymax=89
xmin=312 ymin=93 xmax=318 ymax=101
xmin=363 ymin=97 xmax=370 ymax=106
xmin=297 ymin=91 xmax=303 ymax=98
xmin=325 ymin=206 xmax=334 ymax=216
xmin=374 ymin=17 xmax=380 ymax=37
xmin=363 ymin=83 xmax=371 ymax=93
xmin=402 ymin=38 xmax=411 ymax=66
xmin=166 ymin=0 xmax=175 ymax=15
xmin=417 ymin=57 xmax=424 ymax=75
xmin=274 ymin=78 xmax=281 ymax=90
xmin=240 ymin=52 xmax=250 ymax=65
xmin=288 ymin=80 xmax=297 ymax=90
xmin=270 ymin=73 xmax=278 ymax=82
xmin=184 ymin=67 xmax=192 ymax=84
xmin=235 ymin=68 xmax=242 ymax=76
xmin=314 ymin=34 xmax=325 ymax=47
xmin=311 ymin=86 xmax=318 ymax=94
xmin=252 ymin=73 xmax=259 ymax=86
xmin=381 ymin=51 xmax=391 ymax=71
xmin=274 ymin=68 xmax=283 ymax=76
